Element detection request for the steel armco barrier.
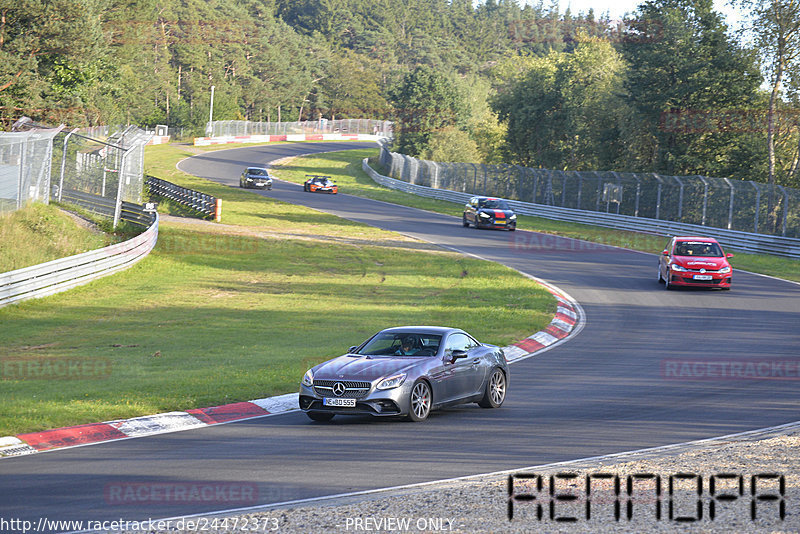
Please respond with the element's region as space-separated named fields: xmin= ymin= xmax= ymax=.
xmin=60 ymin=188 xmax=154 ymax=226
xmin=378 ymin=143 xmax=800 ymax=239
xmin=362 ymin=159 xmax=800 ymax=259
xmin=0 ymin=206 xmax=158 ymax=308
xmin=145 ymin=176 xmax=217 ymax=218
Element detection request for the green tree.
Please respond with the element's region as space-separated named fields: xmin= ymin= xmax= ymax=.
xmin=491 ymin=52 xmax=560 ymax=167
xmin=422 ymin=126 xmax=481 ymax=162
xmin=0 ymin=0 xmax=107 ymax=128
xmin=389 ymin=65 xmax=468 ymax=156
xmin=620 ymin=0 xmax=762 ymax=176
xmin=312 ymin=50 xmax=390 ymax=120
xmin=491 ymin=36 xmax=627 ymax=170
xmin=738 ymin=0 xmax=800 ymax=210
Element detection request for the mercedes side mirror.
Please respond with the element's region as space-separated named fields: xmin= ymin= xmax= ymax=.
xmin=450 ymin=349 xmax=468 ymax=362
xmin=348 ymin=346 xmax=358 ymax=353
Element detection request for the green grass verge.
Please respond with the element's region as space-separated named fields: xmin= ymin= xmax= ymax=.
xmin=0 ymin=203 xmax=117 ymax=273
xmin=0 ymin=144 xmax=554 ymax=436
xmin=271 ymin=150 xmax=800 ymax=283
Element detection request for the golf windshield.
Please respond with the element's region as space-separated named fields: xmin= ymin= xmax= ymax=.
xmin=357 ymin=333 xmax=442 ymax=356
xmin=674 ymin=241 xmax=723 ymax=257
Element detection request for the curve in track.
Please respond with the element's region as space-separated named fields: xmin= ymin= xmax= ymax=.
xmin=1 ymin=142 xmax=798 ymax=532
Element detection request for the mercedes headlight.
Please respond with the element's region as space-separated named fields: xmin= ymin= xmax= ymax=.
xmin=478 ymin=212 xmax=491 ymax=219
xmin=509 ymin=214 xmax=517 ymax=220
xmin=302 ymin=369 xmax=314 ymax=387
xmin=376 ymin=373 xmax=406 ymax=390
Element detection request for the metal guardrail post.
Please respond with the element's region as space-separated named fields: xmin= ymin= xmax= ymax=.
xmin=750 ymin=180 xmax=761 ymax=234
xmin=777 ymin=185 xmax=788 ymax=236
xmin=673 ymin=175 xmax=684 ymax=221
xmin=654 ymin=174 xmax=663 ymax=220
xmin=16 ymin=138 xmax=26 ymax=209
xmin=113 ymin=147 xmax=133 ymax=228
xmin=699 ymin=176 xmax=709 ymax=226
xmin=594 ymin=172 xmax=602 ymax=211
xmin=723 ymin=177 xmax=735 ymax=230
xmin=57 ymin=129 xmax=79 ymax=202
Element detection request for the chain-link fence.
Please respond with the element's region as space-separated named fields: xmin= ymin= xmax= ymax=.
xmin=52 ymin=125 xmax=153 ymax=225
xmin=208 ymin=119 xmax=392 ymax=138
xmin=0 ymin=128 xmax=64 ymax=214
xmin=378 ymin=145 xmax=800 ymax=238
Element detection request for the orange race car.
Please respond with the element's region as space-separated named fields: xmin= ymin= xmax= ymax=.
xmin=303 ymin=175 xmax=338 ymax=194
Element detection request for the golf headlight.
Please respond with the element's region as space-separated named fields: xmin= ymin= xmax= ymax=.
xmin=377 ymin=373 xmax=406 ymax=390
xmin=478 ymin=212 xmax=491 ymax=218
xmin=302 ymin=369 xmax=314 ymax=387
xmin=718 ymin=266 xmax=731 ymax=273
xmin=671 ymin=263 xmax=687 ymax=272
xmin=509 ymin=214 xmax=517 ymax=220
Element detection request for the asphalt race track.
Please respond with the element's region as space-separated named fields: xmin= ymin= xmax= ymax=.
xmin=2 ymin=142 xmax=799 ymax=531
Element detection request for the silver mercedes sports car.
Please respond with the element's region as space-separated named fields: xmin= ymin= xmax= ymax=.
xmin=299 ymin=326 xmax=508 ymax=422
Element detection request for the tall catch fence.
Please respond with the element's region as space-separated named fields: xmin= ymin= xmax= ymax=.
xmin=53 ymin=125 xmax=153 ymax=227
xmin=209 ymin=119 xmax=392 ymax=138
xmin=378 ymin=145 xmax=800 ymax=239
xmin=1 ymin=124 xmax=159 ymax=307
xmin=0 ymin=127 xmax=64 ymax=213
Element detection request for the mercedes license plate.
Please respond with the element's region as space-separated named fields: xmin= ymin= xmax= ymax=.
xmin=323 ymin=397 xmax=356 ymax=407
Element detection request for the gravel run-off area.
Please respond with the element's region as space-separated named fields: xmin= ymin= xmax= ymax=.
xmin=116 ymin=422 xmax=800 ymax=534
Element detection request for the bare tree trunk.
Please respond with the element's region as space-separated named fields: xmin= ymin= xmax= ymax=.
xmin=767 ymin=58 xmax=783 ymax=230
xmin=787 ymin=126 xmax=800 ymax=183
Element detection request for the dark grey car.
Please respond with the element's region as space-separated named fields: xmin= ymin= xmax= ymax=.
xmin=239 ymin=167 xmax=272 ymax=189
xmin=299 ymin=326 xmax=508 ymax=422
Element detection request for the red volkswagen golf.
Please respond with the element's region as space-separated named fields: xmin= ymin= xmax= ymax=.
xmin=658 ymin=236 xmax=733 ymax=290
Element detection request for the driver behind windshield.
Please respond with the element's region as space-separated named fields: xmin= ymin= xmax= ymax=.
xmin=395 ymin=336 xmax=418 ymax=356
